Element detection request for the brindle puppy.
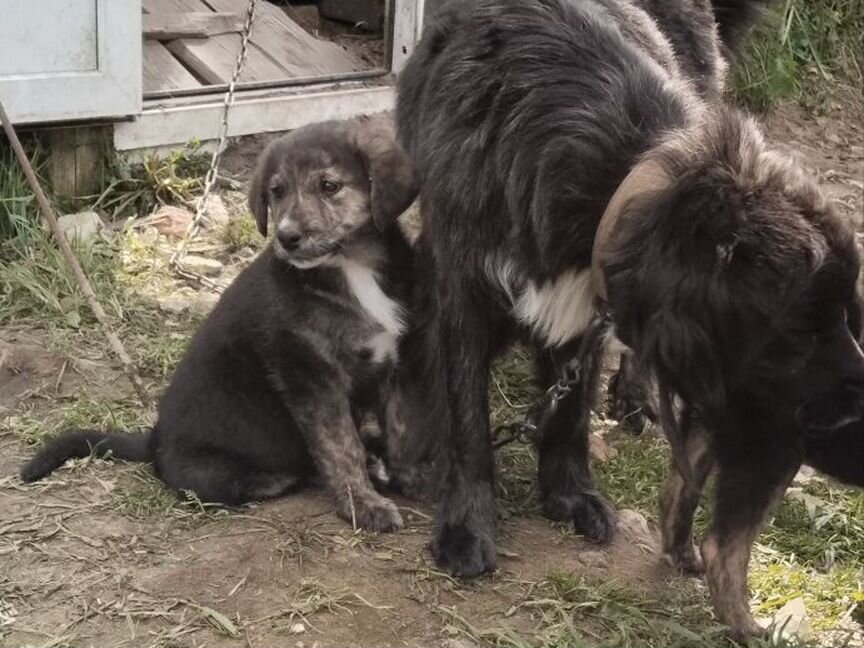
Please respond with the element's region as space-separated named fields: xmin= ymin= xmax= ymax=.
xmin=21 ymin=118 xmax=418 ymax=532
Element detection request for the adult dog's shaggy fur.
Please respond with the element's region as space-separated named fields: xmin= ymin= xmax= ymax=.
xmin=394 ymin=0 xmax=864 ymax=637
xmin=21 ymin=119 xmax=418 ymax=532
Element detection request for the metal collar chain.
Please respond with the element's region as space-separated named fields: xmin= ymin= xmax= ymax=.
xmin=493 ymin=312 xmax=612 ymax=449
xmin=168 ymin=0 xmax=258 ymax=292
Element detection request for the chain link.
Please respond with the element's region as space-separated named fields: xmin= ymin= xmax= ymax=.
xmin=168 ymin=0 xmax=257 ymax=292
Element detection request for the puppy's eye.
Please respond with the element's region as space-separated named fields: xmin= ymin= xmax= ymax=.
xmin=270 ymin=184 xmax=285 ymax=199
xmin=320 ymin=179 xmax=342 ymax=195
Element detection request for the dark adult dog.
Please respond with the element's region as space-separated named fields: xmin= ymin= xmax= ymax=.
xmin=21 ymin=118 xmax=418 ymax=532
xmin=394 ymin=0 xmax=864 ymax=637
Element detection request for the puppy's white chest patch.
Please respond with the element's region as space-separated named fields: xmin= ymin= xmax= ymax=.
xmin=341 ymin=258 xmax=405 ymax=363
xmin=489 ymin=260 xmax=596 ymax=348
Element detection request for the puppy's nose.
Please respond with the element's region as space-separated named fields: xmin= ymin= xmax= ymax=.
xmin=277 ymin=230 xmax=303 ymax=251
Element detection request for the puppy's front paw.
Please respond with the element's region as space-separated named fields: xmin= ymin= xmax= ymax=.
xmin=543 ymin=491 xmax=617 ymax=544
xmin=432 ymin=520 xmax=497 ymax=576
xmin=663 ymin=544 xmax=704 ymax=575
xmin=339 ymin=493 xmax=404 ymax=532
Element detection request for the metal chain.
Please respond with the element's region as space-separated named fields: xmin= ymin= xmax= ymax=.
xmin=168 ymin=0 xmax=257 ymax=292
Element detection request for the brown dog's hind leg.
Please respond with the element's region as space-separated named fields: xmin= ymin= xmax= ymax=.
xmin=660 ymin=423 xmax=714 ymax=574
xmin=702 ymin=449 xmax=801 ymax=639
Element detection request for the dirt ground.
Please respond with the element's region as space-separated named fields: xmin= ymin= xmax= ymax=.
xmin=1 ymin=102 xmax=862 ymax=648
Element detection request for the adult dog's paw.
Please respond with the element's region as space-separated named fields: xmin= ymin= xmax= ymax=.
xmin=432 ymin=520 xmax=497 ymax=576
xmin=348 ymin=495 xmax=404 ymax=532
xmin=543 ymin=491 xmax=617 ymax=544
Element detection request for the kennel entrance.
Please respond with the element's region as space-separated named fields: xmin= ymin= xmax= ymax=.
xmin=0 ymin=0 xmax=427 ymax=154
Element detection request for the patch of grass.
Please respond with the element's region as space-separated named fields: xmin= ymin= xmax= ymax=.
xmin=0 ymin=222 xmax=200 ymax=384
xmin=93 ymin=142 xmax=211 ymax=220
xmin=594 ymin=432 xmax=669 ymax=515
xmin=733 ymin=0 xmax=864 ymax=111
xmin=765 ymin=481 xmax=864 ymax=568
xmin=444 ymin=570 xmax=818 ymax=648
xmin=219 ymin=216 xmax=264 ymax=253
xmin=0 ymin=135 xmax=48 ymax=245
xmin=8 ymin=391 xmax=151 ymax=447
xmin=750 ymin=556 xmax=864 ymax=631
xmin=110 ymin=464 xmax=229 ymax=522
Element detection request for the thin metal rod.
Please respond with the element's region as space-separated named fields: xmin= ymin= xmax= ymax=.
xmin=143 ymin=69 xmax=388 ymax=101
xmin=0 ymin=97 xmax=152 ymax=408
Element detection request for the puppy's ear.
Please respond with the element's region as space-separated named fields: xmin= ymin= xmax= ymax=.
xmin=603 ymin=167 xmax=743 ymax=420
xmin=248 ymin=145 xmax=275 ymax=236
xmin=354 ymin=120 xmax=418 ymax=230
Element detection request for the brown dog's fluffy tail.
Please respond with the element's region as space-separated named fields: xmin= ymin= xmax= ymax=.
xmin=711 ymin=0 xmax=774 ymax=53
xmin=20 ymin=429 xmax=152 ymax=482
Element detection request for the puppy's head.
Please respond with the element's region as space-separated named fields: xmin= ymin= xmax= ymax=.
xmin=248 ymin=118 xmax=418 ymax=268
xmin=603 ymin=107 xmax=864 ymax=433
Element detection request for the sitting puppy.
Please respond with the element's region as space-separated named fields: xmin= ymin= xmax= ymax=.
xmin=21 ymin=118 xmax=418 ymax=532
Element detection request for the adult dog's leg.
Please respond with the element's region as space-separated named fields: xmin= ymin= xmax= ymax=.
xmin=295 ymin=397 xmax=403 ymax=532
xmin=702 ymin=447 xmax=801 ymax=639
xmin=608 ymin=351 xmax=655 ymax=433
xmin=660 ymin=424 xmax=714 ymax=574
xmin=535 ymin=340 xmax=617 ymax=544
xmin=431 ymin=286 xmax=500 ymax=576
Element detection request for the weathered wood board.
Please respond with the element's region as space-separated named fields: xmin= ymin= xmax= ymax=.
xmin=142 ymin=0 xmax=364 ymax=94
xmin=143 ymin=12 xmax=245 ymax=40
xmin=143 ymin=41 xmax=201 ymax=93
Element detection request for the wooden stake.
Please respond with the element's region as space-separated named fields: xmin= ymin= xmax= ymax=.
xmin=0 ymin=98 xmax=152 ymax=408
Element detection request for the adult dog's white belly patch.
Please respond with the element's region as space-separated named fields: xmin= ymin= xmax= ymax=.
xmin=489 ymin=260 xmax=596 ymax=348
xmin=341 ymin=258 xmax=405 ymax=362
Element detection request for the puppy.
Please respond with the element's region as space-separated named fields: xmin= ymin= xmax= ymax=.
xmin=394 ymin=0 xmax=864 ymax=638
xmin=21 ymin=118 xmax=418 ymax=532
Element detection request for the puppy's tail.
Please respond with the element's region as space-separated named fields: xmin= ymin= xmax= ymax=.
xmin=20 ymin=429 xmax=152 ymax=483
xmin=711 ymin=0 xmax=773 ymax=53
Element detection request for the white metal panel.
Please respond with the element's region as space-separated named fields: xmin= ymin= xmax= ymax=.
xmin=115 ymin=85 xmax=395 ymax=151
xmin=391 ymin=0 xmax=424 ymax=74
xmin=0 ymin=0 xmax=141 ymax=124
xmin=1 ymin=0 xmax=98 ymax=75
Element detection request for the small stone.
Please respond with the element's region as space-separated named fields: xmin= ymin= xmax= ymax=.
xmin=289 ymin=623 xmax=306 ymax=635
xmin=589 ymin=433 xmax=617 ymax=463
xmin=59 ymin=211 xmax=104 ymax=243
xmin=617 ymin=509 xmax=659 ymax=551
xmin=578 ymin=550 xmax=610 ymax=569
xmin=180 ymin=254 xmax=224 ymax=277
xmin=202 ymin=195 xmax=230 ymax=227
xmin=158 ymin=294 xmax=191 ymax=314
xmin=151 ymin=205 xmax=194 ymax=239
xmin=441 ymin=639 xmax=480 ymax=648
xmin=758 ymin=597 xmax=811 ymax=642
xmin=191 ymin=291 xmax=221 ymax=316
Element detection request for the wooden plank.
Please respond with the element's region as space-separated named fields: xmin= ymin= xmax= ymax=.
xmin=47 ymin=126 xmax=111 ymax=198
xmin=208 ymin=0 xmax=362 ymax=76
xmin=142 ymin=0 xmax=209 ymax=13
xmin=143 ymin=12 xmax=244 ymax=40
xmin=165 ymin=36 xmax=291 ymax=84
xmin=143 ymin=41 xmax=201 ymax=93
xmin=115 ymin=86 xmax=396 ymax=151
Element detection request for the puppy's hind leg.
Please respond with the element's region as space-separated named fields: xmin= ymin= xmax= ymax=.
xmin=535 ymin=337 xmax=617 ymax=544
xmin=659 ymin=421 xmax=714 ymax=574
xmin=156 ymin=451 xmax=303 ymax=506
